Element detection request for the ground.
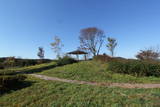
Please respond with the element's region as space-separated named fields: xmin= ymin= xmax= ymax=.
xmin=1 ymin=76 xmax=160 ymax=107
xmin=1 ymin=61 xmax=160 ymax=107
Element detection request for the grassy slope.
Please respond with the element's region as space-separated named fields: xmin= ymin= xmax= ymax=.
xmin=39 ymin=61 xmax=160 ymax=83
xmin=0 ymin=62 xmax=56 ymax=75
xmin=0 ymin=76 xmax=160 ymax=107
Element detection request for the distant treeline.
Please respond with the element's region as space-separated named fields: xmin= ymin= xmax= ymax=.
xmin=0 ymin=57 xmax=52 ymax=69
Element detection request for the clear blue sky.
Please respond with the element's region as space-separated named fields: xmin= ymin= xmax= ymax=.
xmin=1 ymin=0 xmax=160 ymax=59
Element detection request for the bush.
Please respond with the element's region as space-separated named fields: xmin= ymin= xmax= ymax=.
xmin=0 ymin=63 xmax=4 ymax=69
xmin=107 ymin=59 xmax=160 ymax=77
xmin=0 ymin=57 xmax=52 ymax=68
xmin=93 ymin=55 xmax=112 ymax=62
xmin=0 ymin=70 xmax=14 ymax=75
xmin=57 ymin=56 xmax=77 ymax=66
xmin=0 ymin=74 xmax=26 ymax=92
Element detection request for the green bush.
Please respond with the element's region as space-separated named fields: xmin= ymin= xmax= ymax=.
xmin=0 ymin=57 xmax=52 ymax=68
xmin=107 ymin=59 xmax=160 ymax=77
xmin=0 ymin=70 xmax=14 ymax=75
xmin=93 ymin=55 xmax=112 ymax=62
xmin=0 ymin=63 xmax=4 ymax=69
xmin=0 ymin=74 xmax=26 ymax=92
xmin=57 ymin=56 xmax=77 ymax=66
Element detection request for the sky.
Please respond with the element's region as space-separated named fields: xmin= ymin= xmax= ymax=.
xmin=1 ymin=0 xmax=160 ymax=59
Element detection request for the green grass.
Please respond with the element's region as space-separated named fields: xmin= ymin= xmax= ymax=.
xmin=0 ymin=76 xmax=160 ymax=107
xmin=0 ymin=62 xmax=56 ymax=75
xmin=1 ymin=61 xmax=160 ymax=106
xmin=39 ymin=61 xmax=160 ymax=83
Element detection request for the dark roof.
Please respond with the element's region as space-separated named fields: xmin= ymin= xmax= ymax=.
xmin=67 ymin=50 xmax=88 ymax=55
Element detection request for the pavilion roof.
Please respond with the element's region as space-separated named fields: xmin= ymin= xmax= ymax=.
xmin=67 ymin=50 xmax=88 ymax=55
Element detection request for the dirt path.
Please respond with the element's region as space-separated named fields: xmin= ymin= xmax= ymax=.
xmin=29 ymin=74 xmax=160 ymax=89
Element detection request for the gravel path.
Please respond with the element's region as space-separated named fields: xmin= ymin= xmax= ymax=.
xmin=30 ymin=74 xmax=160 ymax=89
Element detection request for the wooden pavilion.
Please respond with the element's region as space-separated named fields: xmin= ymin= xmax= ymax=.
xmin=67 ymin=50 xmax=88 ymax=60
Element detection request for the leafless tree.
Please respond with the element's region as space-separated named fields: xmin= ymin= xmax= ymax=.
xmin=79 ymin=27 xmax=105 ymax=56
xmin=136 ymin=46 xmax=160 ymax=60
xmin=37 ymin=47 xmax=44 ymax=59
xmin=51 ymin=36 xmax=64 ymax=58
xmin=106 ymin=37 xmax=117 ymax=57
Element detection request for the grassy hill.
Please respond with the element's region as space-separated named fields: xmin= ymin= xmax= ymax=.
xmin=39 ymin=61 xmax=160 ymax=83
xmin=1 ymin=61 xmax=160 ymax=106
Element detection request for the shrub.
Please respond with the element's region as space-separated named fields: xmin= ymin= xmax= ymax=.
xmin=0 ymin=57 xmax=52 ymax=68
xmin=107 ymin=59 xmax=160 ymax=77
xmin=93 ymin=54 xmax=112 ymax=62
xmin=0 ymin=74 xmax=26 ymax=92
xmin=0 ymin=70 xmax=14 ymax=75
xmin=0 ymin=63 xmax=4 ymax=69
xmin=57 ymin=56 xmax=77 ymax=66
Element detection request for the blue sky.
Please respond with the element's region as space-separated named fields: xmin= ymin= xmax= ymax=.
xmin=0 ymin=0 xmax=160 ymax=59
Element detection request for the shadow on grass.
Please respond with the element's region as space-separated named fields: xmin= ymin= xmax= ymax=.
xmin=17 ymin=62 xmax=78 ymax=74
xmin=1 ymin=61 xmax=81 ymax=76
xmin=0 ymin=64 xmax=58 ymax=76
xmin=21 ymin=65 xmax=57 ymax=74
xmin=0 ymin=80 xmax=35 ymax=96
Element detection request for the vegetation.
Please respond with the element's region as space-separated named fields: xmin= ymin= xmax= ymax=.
xmin=0 ymin=74 xmax=26 ymax=93
xmin=0 ymin=61 xmax=56 ymax=75
xmin=93 ymin=54 xmax=112 ymax=62
xmin=0 ymin=57 xmax=51 ymax=69
xmin=56 ymin=56 xmax=77 ymax=66
xmin=0 ymin=61 xmax=56 ymax=95
xmin=0 ymin=59 xmax=160 ymax=106
xmin=1 ymin=28 xmax=160 ymax=106
xmin=51 ymin=36 xmax=64 ymax=58
xmin=106 ymin=37 xmax=117 ymax=57
xmin=37 ymin=47 xmax=45 ymax=59
xmin=40 ymin=61 xmax=160 ymax=83
xmin=107 ymin=59 xmax=160 ymax=77
xmin=0 ymin=76 xmax=160 ymax=106
xmin=79 ymin=27 xmax=105 ymax=56
xmin=136 ymin=47 xmax=160 ymax=60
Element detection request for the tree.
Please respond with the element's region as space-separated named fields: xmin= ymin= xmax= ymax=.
xmin=37 ymin=47 xmax=44 ymax=59
xmin=136 ymin=47 xmax=160 ymax=60
xmin=106 ymin=37 xmax=117 ymax=57
xmin=51 ymin=36 xmax=64 ymax=58
xmin=79 ymin=27 xmax=105 ymax=56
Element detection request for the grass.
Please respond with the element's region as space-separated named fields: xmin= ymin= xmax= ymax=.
xmin=0 ymin=62 xmax=56 ymax=75
xmin=39 ymin=61 xmax=160 ymax=83
xmin=0 ymin=76 xmax=160 ymax=107
xmin=1 ymin=61 xmax=160 ymax=106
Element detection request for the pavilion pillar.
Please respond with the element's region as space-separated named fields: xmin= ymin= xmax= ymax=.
xmin=84 ymin=54 xmax=87 ymax=60
xmin=76 ymin=55 xmax=79 ymax=60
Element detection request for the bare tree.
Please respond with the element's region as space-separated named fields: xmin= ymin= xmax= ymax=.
xmin=79 ymin=27 xmax=105 ymax=56
xmin=106 ymin=37 xmax=117 ymax=57
xmin=37 ymin=47 xmax=44 ymax=59
xmin=136 ymin=46 xmax=160 ymax=60
xmin=51 ymin=36 xmax=64 ymax=58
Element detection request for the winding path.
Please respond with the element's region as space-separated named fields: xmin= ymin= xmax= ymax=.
xmin=30 ymin=74 xmax=160 ymax=89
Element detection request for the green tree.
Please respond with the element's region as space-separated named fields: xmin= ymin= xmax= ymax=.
xmin=106 ymin=37 xmax=117 ymax=57
xmin=37 ymin=47 xmax=45 ymax=59
xmin=51 ymin=36 xmax=64 ymax=58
